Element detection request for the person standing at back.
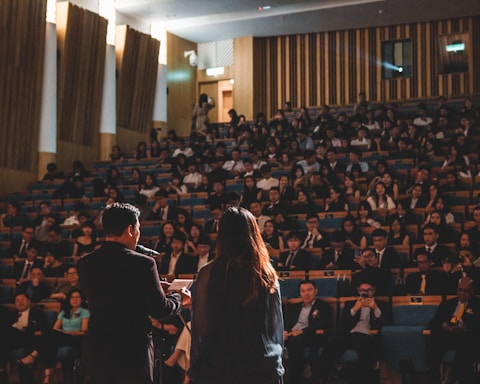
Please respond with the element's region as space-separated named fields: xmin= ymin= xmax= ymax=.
xmin=78 ymin=203 xmax=190 ymax=384
xmin=189 ymin=206 xmax=285 ymax=384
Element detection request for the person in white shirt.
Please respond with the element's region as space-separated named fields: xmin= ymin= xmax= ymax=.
xmin=413 ymin=104 xmax=433 ymax=127
xmin=222 ymin=147 xmax=245 ymax=174
xmin=248 ymin=201 xmax=270 ymax=233
xmin=172 ymin=138 xmax=194 ymax=158
xmin=256 ymin=164 xmax=279 ymax=191
xmin=183 ymin=162 xmax=203 ymax=192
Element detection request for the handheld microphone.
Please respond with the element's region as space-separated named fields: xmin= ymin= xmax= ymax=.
xmin=135 ymin=244 xmax=160 ymax=257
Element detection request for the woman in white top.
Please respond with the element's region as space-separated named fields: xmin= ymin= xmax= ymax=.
xmin=366 ymin=181 xmax=395 ymax=215
xmin=138 ymin=172 xmax=160 ymax=201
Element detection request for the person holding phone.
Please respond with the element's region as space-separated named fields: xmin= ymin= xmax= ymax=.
xmin=318 ymin=279 xmax=391 ymax=382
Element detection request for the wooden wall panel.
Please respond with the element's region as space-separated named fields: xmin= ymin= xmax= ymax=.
xmin=57 ymin=3 xmax=106 ymax=147
xmin=117 ymin=26 xmax=160 ymax=137
xmin=253 ymin=15 xmax=480 ymax=117
xmin=0 ymin=0 xmax=46 ymax=172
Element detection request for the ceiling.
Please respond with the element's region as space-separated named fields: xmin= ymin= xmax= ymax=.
xmin=115 ymin=0 xmax=480 ymax=43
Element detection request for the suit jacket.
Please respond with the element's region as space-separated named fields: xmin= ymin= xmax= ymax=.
xmin=299 ymin=230 xmax=331 ymax=249
xmin=428 ymin=296 xmax=480 ymax=336
xmin=278 ymin=249 xmax=312 ymax=271
xmin=321 ymin=246 xmax=355 ymax=270
xmin=376 ymin=247 xmax=399 ymax=270
xmin=341 ymin=298 xmax=390 ymax=334
xmin=159 ymin=251 xmax=196 ymax=276
xmin=413 ymin=244 xmax=452 ymax=267
xmin=5 ymin=307 xmax=47 ymax=335
xmin=204 ymin=218 xmax=220 ymax=234
xmin=77 ymin=241 xmax=182 ymax=381
xmin=284 ymin=299 xmax=332 ymax=337
xmin=7 ymin=239 xmax=41 ymax=259
xmin=405 ymin=270 xmax=446 ymax=296
xmin=12 ymin=259 xmax=43 ymax=280
xmin=401 ymin=196 xmax=428 ymax=210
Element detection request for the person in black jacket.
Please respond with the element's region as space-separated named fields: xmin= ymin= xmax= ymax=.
xmin=0 ymin=292 xmax=47 ymax=374
xmin=319 ymin=278 xmax=391 ymax=382
xmin=159 ymin=231 xmax=196 ymax=276
xmin=189 ymin=206 xmax=285 ymax=384
xmin=426 ymin=277 xmax=480 ymax=383
xmin=77 ymin=203 xmax=190 ymax=384
xmin=277 ymin=231 xmax=312 ymax=271
xmin=284 ymin=280 xmax=332 ymax=384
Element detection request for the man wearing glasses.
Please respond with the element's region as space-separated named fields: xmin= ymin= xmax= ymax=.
xmin=318 ymin=278 xmax=390 ymax=382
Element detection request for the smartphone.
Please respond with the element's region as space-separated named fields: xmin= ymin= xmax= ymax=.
xmin=361 ymin=293 xmax=369 ymax=299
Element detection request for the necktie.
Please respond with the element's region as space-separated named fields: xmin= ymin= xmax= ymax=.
xmin=335 ymin=251 xmax=340 ymax=263
xmin=450 ymin=303 xmax=465 ymax=324
xmin=19 ymin=240 xmax=26 ymax=256
xmin=426 ymin=246 xmax=431 ymax=254
xmin=285 ymin=251 xmax=295 ymax=267
xmin=214 ymin=220 xmax=219 ymax=232
xmin=159 ymin=208 xmax=164 ymax=220
xmin=304 ymin=233 xmax=313 ymax=248
xmin=420 ymin=274 xmax=427 ymax=294
xmin=22 ymin=262 xmax=32 ymax=279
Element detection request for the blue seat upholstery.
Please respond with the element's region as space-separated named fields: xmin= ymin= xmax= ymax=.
xmin=279 ymin=278 xmax=302 ymax=299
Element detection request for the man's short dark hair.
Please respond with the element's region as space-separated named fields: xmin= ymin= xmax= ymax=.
xmin=48 ymin=224 xmax=62 ymax=235
xmin=372 ymin=229 xmax=388 ymax=238
xmin=299 ymin=279 xmax=316 ymax=289
xmin=102 ymin=203 xmax=140 ymax=236
xmin=423 ymin=223 xmax=439 ymax=234
xmin=286 ymin=231 xmax=301 ymax=240
xmin=172 ymin=231 xmax=187 ymax=244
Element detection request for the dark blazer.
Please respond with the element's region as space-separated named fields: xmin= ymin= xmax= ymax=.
xmin=159 ymin=251 xmax=196 ymax=276
xmin=12 ymin=259 xmax=43 ymax=280
xmin=405 ymin=270 xmax=447 ymax=296
xmin=5 ymin=307 xmax=47 ymax=335
xmin=376 ymin=247 xmax=399 ymax=270
xmin=321 ymin=246 xmax=355 ymax=270
xmin=341 ymin=298 xmax=390 ymax=333
xmin=204 ymin=219 xmax=220 ymax=234
xmin=189 ymin=260 xmax=284 ymax=384
xmin=284 ymin=299 xmax=332 ymax=336
xmin=278 ymin=249 xmax=312 ymax=271
xmin=16 ymin=281 xmax=52 ymax=302
xmin=428 ymin=296 xmax=480 ymax=335
xmin=77 ymin=241 xmax=182 ymax=382
xmin=413 ymin=244 xmax=452 ymax=267
xmin=7 ymin=239 xmax=41 ymax=259
xmin=401 ymin=196 xmax=428 ymax=210
xmin=299 ymin=230 xmax=331 ymax=249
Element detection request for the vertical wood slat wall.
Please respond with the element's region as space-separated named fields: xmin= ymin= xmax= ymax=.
xmin=57 ymin=3 xmax=107 ymax=147
xmin=254 ymin=15 xmax=480 ymax=118
xmin=116 ymin=27 xmax=160 ymax=134
xmin=0 ymin=0 xmax=46 ymax=171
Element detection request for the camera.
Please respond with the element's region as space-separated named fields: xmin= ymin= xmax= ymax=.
xmin=361 ymin=293 xmax=369 ymax=299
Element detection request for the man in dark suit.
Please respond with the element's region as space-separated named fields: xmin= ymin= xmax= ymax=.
xmin=0 ymin=292 xmax=47 ymax=373
xmin=45 ymin=224 xmax=72 ymax=258
xmin=405 ymin=251 xmax=446 ymax=295
xmin=319 ymin=278 xmax=391 ymax=382
xmin=12 ymin=243 xmax=43 ymax=281
xmin=277 ymin=231 xmax=312 ymax=271
xmin=78 ymin=203 xmax=190 ymax=384
xmin=412 ymin=223 xmax=452 ymax=267
xmin=371 ymin=228 xmax=399 ymax=269
xmin=159 ymin=231 xmax=196 ymax=276
xmin=204 ymin=204 xmax=223 ymax=234
xmin=149 ymin=189 xmax=177 ymax=221
xmin=7 ymin=224 xmax=39 ymax=259
xmin=300 ymin=213 xmax=331 ymax=250
xmin=321 ymin=230 xmax=355 ymax=270
xmin=426 ymin=277 xmax=480 ymax=383
xmin=284 ymin=280 xmax=332 ymax=384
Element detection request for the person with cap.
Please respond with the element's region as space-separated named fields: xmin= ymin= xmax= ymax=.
xmin=277 ymin=231 xmax=312 ymax=271
xmin=318 ymin=278 xmax=391 ymax=382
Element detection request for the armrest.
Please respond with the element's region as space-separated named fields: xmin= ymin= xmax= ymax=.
xmin=423 ymin=329 xmax=431 ymax=335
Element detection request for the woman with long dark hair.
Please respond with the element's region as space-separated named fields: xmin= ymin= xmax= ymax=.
xmin=189 ymin=207 xmax=284 ymax=384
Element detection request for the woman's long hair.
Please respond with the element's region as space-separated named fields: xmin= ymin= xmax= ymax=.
xmin=63 ymin=288 xmax=87 ymax=319
xmin=214 ymin=207 xmax=277 ymax=305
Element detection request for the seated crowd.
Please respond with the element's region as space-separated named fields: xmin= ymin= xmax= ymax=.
xmin=1 ymin=95 xmax=480 ymax=383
